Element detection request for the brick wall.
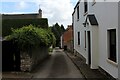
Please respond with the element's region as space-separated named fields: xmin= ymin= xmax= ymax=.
xmin=63 ymin=25 xmax=73 ymax=51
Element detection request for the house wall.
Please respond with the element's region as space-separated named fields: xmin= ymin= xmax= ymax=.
xmin=91 ymin=25 xmax=99 ymax=69
xmin=62 ymin=26 xmax=73 ymax=51
xmin=118 ymin=1 xmax=120 ymax=80
xmin=89 ymin=2 xmax=118 ymax=78
xmin=73 ymin=0 xmax=118 ymax=78
xmin=73 ymin=1 xmax=88 ymax=60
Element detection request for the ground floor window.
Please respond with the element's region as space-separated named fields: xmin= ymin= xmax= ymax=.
xmin=85 ymin=31 xmax=86 ymax=48
xmin=78 ymin=32 xmax=80 ymax=45
xmin=108 ymin=29 xmax=116 ymax=62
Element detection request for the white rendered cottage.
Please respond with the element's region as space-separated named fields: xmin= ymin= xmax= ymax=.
xmin=72 ymin=0 xmax=120 ymax=78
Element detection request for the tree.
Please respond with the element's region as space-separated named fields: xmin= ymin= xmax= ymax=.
xmin=60 ymin=24 xmax=65 ymax=34
xmin=50 ymin=23 xmax=65 ymax=47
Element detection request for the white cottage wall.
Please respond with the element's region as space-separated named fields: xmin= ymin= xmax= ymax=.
xmin=91 ymin=2 xmax=118 ymax=78
xmin=73 ymin=0 xmax=118 ymax=78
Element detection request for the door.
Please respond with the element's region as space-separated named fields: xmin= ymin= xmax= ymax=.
xmin=2 ymin=40 xmax=14 ymax=71
xmin=87 ymin=31 xmax=91 ymax=65
xmin=2 ymin=40 xmax=21 ymax=71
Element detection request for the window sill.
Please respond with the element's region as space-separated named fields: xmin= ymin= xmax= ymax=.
xmin=106 ymin=59 xmax=118 ymax=67
xmin=84 ymin=12 xmax=88 ymax=16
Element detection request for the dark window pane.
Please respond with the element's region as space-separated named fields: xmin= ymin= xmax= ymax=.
xmin=85 ymin=31 xmax=86 ymax=48
xmin=78 ymin=32 xmax=80 ymax=45
xmin=84 ymin=1 xmax=88 ymax=13
xmin=108 ymin=29 xmax=116 ymax=62
xmin=77 ymin=6 xmax=79 ymax=19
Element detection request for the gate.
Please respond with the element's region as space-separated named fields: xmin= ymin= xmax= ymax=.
xmin=2 ymin=40 xmax=20 ymax=71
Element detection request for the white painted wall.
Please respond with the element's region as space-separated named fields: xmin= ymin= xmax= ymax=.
xmin=73 ymin=0 xmax=118 ymax=78
xmin=118 ymin=1 xmax=120 ymax=80
xmin=91 ymin=25 xmax=99 ymax=69
xmin=90 ymin=2 xmax=118 ymax=78
xmin=73 ymin=0 xmax=88 ymax=60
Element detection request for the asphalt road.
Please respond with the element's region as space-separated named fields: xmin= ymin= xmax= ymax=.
xmin=32 ymin=48 xmax=85 ymax=79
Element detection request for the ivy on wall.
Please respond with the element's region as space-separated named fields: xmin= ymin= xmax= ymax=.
xmin=5 ymin=25 xmax=56 ymax=53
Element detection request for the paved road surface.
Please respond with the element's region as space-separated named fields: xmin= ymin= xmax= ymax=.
xmin=32 ymin=48 xmax=85 ymax=79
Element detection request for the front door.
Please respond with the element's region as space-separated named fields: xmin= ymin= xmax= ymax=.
xmin=87 ymin=31 xmax=91 ymax=65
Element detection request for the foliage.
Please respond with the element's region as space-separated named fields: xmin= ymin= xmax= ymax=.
xmin=50 ymin=23 xmax=65 ymax=47
xmin=48 ymin=47 xmax=53 ymax=52
xmin=60 ymin=24 xmax=65 ymax=34
xmin=5 ymin=25 xmax=56 ymax=52
xmin=2 ymin=18 xmax=48 ymax=37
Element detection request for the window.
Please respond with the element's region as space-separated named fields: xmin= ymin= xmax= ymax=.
xmin=108 ymin=29 xmax=116 ymax=62
xmin=84 ymin=0 xmax=88 ymax=13
xmin=78 ymin=32 xmax=80 ymax=45
xmin=85 ymin=31 xmax=86 ymax=48
xmin=77 ymin=6 xmax=79 ymax=20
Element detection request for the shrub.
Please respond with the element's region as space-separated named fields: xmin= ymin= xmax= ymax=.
xmin=5 ymin=25 xmax=56 ymax=52
xmin=49 ymin=47 xmax=53 ymax=52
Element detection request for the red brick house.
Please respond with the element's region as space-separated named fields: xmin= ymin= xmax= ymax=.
xmin=61 ymin=25 xmax=73 ymax=52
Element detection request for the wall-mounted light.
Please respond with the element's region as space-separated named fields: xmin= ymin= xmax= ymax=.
xmin=82 ymin=22 xmax=89 ymax=27
xmin=82 ymin=22 xmax=86 ymax=27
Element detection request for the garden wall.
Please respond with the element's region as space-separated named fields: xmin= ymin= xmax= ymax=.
xmin=20 ymin=46 xmax=49 ymax=72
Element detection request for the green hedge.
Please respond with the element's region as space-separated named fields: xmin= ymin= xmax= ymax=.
xmin=2 ymin=18 xmax=48 ymax=37
xmin=5 ymin=25 xmax=56 ymax=53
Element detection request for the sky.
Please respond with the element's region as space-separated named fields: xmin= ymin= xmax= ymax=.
xmin=1 ymin=0 xmax=78 ymax=28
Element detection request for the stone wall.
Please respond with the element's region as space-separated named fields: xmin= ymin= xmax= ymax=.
xmin=20 ymin=47 xmax=49 ymax=72
xmin=31 ymin=47 xmax=48 ymax=70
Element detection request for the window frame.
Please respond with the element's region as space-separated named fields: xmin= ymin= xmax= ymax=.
xmin=107 ymin=29 xmax=117 ymax=63
xmin=77 ymin=5 xmax=79 ymax=21
xmin=84 ymin=0 xmax=88 ymax=15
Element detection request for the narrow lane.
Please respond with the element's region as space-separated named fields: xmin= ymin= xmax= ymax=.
xmin=32 ymin=48 xmax=85 ymax=78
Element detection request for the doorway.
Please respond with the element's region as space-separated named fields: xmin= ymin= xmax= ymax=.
xmin=2 ymin=40 xmax=21 ymax=71
xmin=87 ymin=31 xmax=91 ymax=65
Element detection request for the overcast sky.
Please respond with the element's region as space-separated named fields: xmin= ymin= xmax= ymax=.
xmin=1 ymin=0 xmax=78 ymax=28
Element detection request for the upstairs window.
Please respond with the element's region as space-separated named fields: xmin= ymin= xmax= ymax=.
xmin=85 ymin=31 xmax=86 ymax=48
xmin=77 ymin=6 xmax=79 ymax=20
xmin=84 ymin=0 xmax=88 ymax=13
